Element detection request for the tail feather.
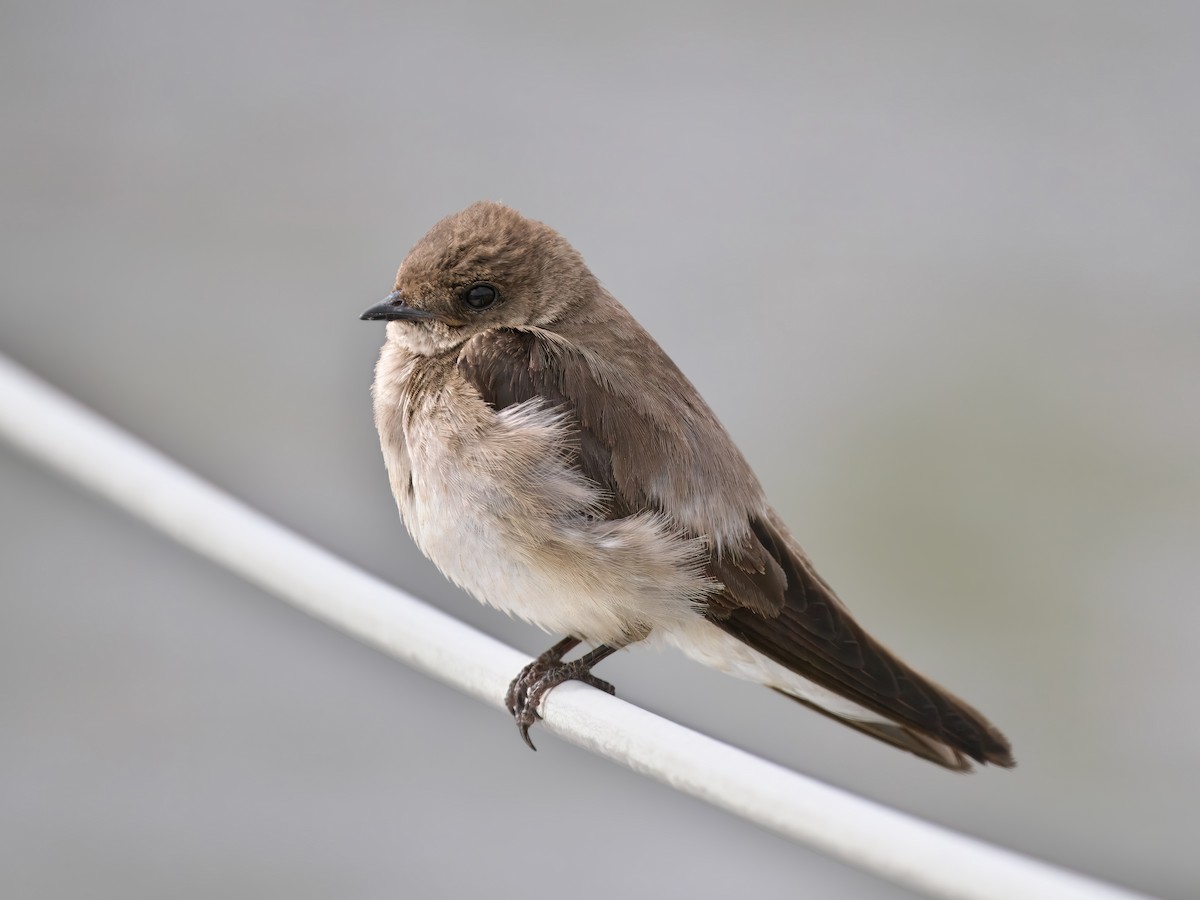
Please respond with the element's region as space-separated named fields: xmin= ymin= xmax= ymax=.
xmin=708 ymin=512 xmax=1016 ymax=770
xmin=772 ymin=688 xmax=979 ymax=772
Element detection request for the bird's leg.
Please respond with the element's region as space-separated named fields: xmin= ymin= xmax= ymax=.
xmin=506 ymin=639 xmax=618 ymax=750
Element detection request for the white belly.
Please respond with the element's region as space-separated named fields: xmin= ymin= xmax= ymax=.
xmin=396 ymin=398 xmax=716 ymax=645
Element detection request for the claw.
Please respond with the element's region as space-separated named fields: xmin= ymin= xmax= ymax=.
xmin=504 ymin=640 xmax=620 ymax=749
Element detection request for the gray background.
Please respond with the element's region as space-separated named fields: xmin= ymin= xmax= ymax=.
xmin=2 ymin=2 xmax=1198 ymax=898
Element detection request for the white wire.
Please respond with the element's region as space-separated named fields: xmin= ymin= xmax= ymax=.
xmin=0 ymin=353 xmax=1152 ymax=900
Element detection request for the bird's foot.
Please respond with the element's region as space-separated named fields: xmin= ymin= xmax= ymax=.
xmin=506 ymin=641 xmax=617 ymax=750
xmin=505 ymin=636 xmax=579 ymax=719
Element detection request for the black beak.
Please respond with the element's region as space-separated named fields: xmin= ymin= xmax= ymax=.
xmin=360 ymin=291 xmax=439 ymax=322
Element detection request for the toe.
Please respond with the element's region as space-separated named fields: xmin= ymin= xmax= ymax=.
xmin=518 ymin=720 xmax=538 ymax=751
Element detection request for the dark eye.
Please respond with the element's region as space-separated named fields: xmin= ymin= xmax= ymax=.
xmin=461 ymin=283 xmax=499 ymax=310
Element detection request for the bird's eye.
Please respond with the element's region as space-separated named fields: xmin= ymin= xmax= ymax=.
xmin=461 ymin=283 xmax=499 ymax=310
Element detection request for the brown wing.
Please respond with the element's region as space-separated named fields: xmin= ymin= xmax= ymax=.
xmin=458 ymin=327 xmax=1014 ymax=770
xmin=457 ymin=325 xmax=755 ymax=527
xmin=710 ymin=513 xmax=1014 ymax=768
xmin=458 ymin=327 xmax=642 ymax=520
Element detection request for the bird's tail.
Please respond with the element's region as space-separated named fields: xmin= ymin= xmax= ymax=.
xmin=772 ymin=688 xmax=981 ymax=771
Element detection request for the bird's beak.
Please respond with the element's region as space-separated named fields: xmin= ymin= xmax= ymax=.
xmin=360 ymin=291 xmax=439 ymax=322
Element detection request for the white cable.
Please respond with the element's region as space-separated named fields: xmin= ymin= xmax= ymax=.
xmin=0 ymin=353 xmax=1152 ymax=900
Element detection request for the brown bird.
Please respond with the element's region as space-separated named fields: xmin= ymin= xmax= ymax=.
xmin=362 ymin=201 xmax=1014 ymax=771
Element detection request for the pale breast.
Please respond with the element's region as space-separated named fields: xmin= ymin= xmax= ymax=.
xmin=372 ymin=340 xmax=717 ymax=645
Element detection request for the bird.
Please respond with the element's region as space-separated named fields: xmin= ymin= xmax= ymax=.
xmin=361 ymin=201 xmax=1014 ymax=771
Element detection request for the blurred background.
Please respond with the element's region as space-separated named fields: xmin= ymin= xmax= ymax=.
xmin=2 ymin=2 xmax=1198 ymax=897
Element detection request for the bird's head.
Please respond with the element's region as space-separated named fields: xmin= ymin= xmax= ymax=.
xmin=361 ymin=201 xmax=601 ymax=355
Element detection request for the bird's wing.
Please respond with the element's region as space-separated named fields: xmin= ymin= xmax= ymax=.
xmin=458 ymin=327 xmax=1013 ymax=769
xmin=712 ymin=510 xmax=1014 ymax=768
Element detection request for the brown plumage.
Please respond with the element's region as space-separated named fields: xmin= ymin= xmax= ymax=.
xmin=364 ymin=201 xmax=1015 ymax=770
